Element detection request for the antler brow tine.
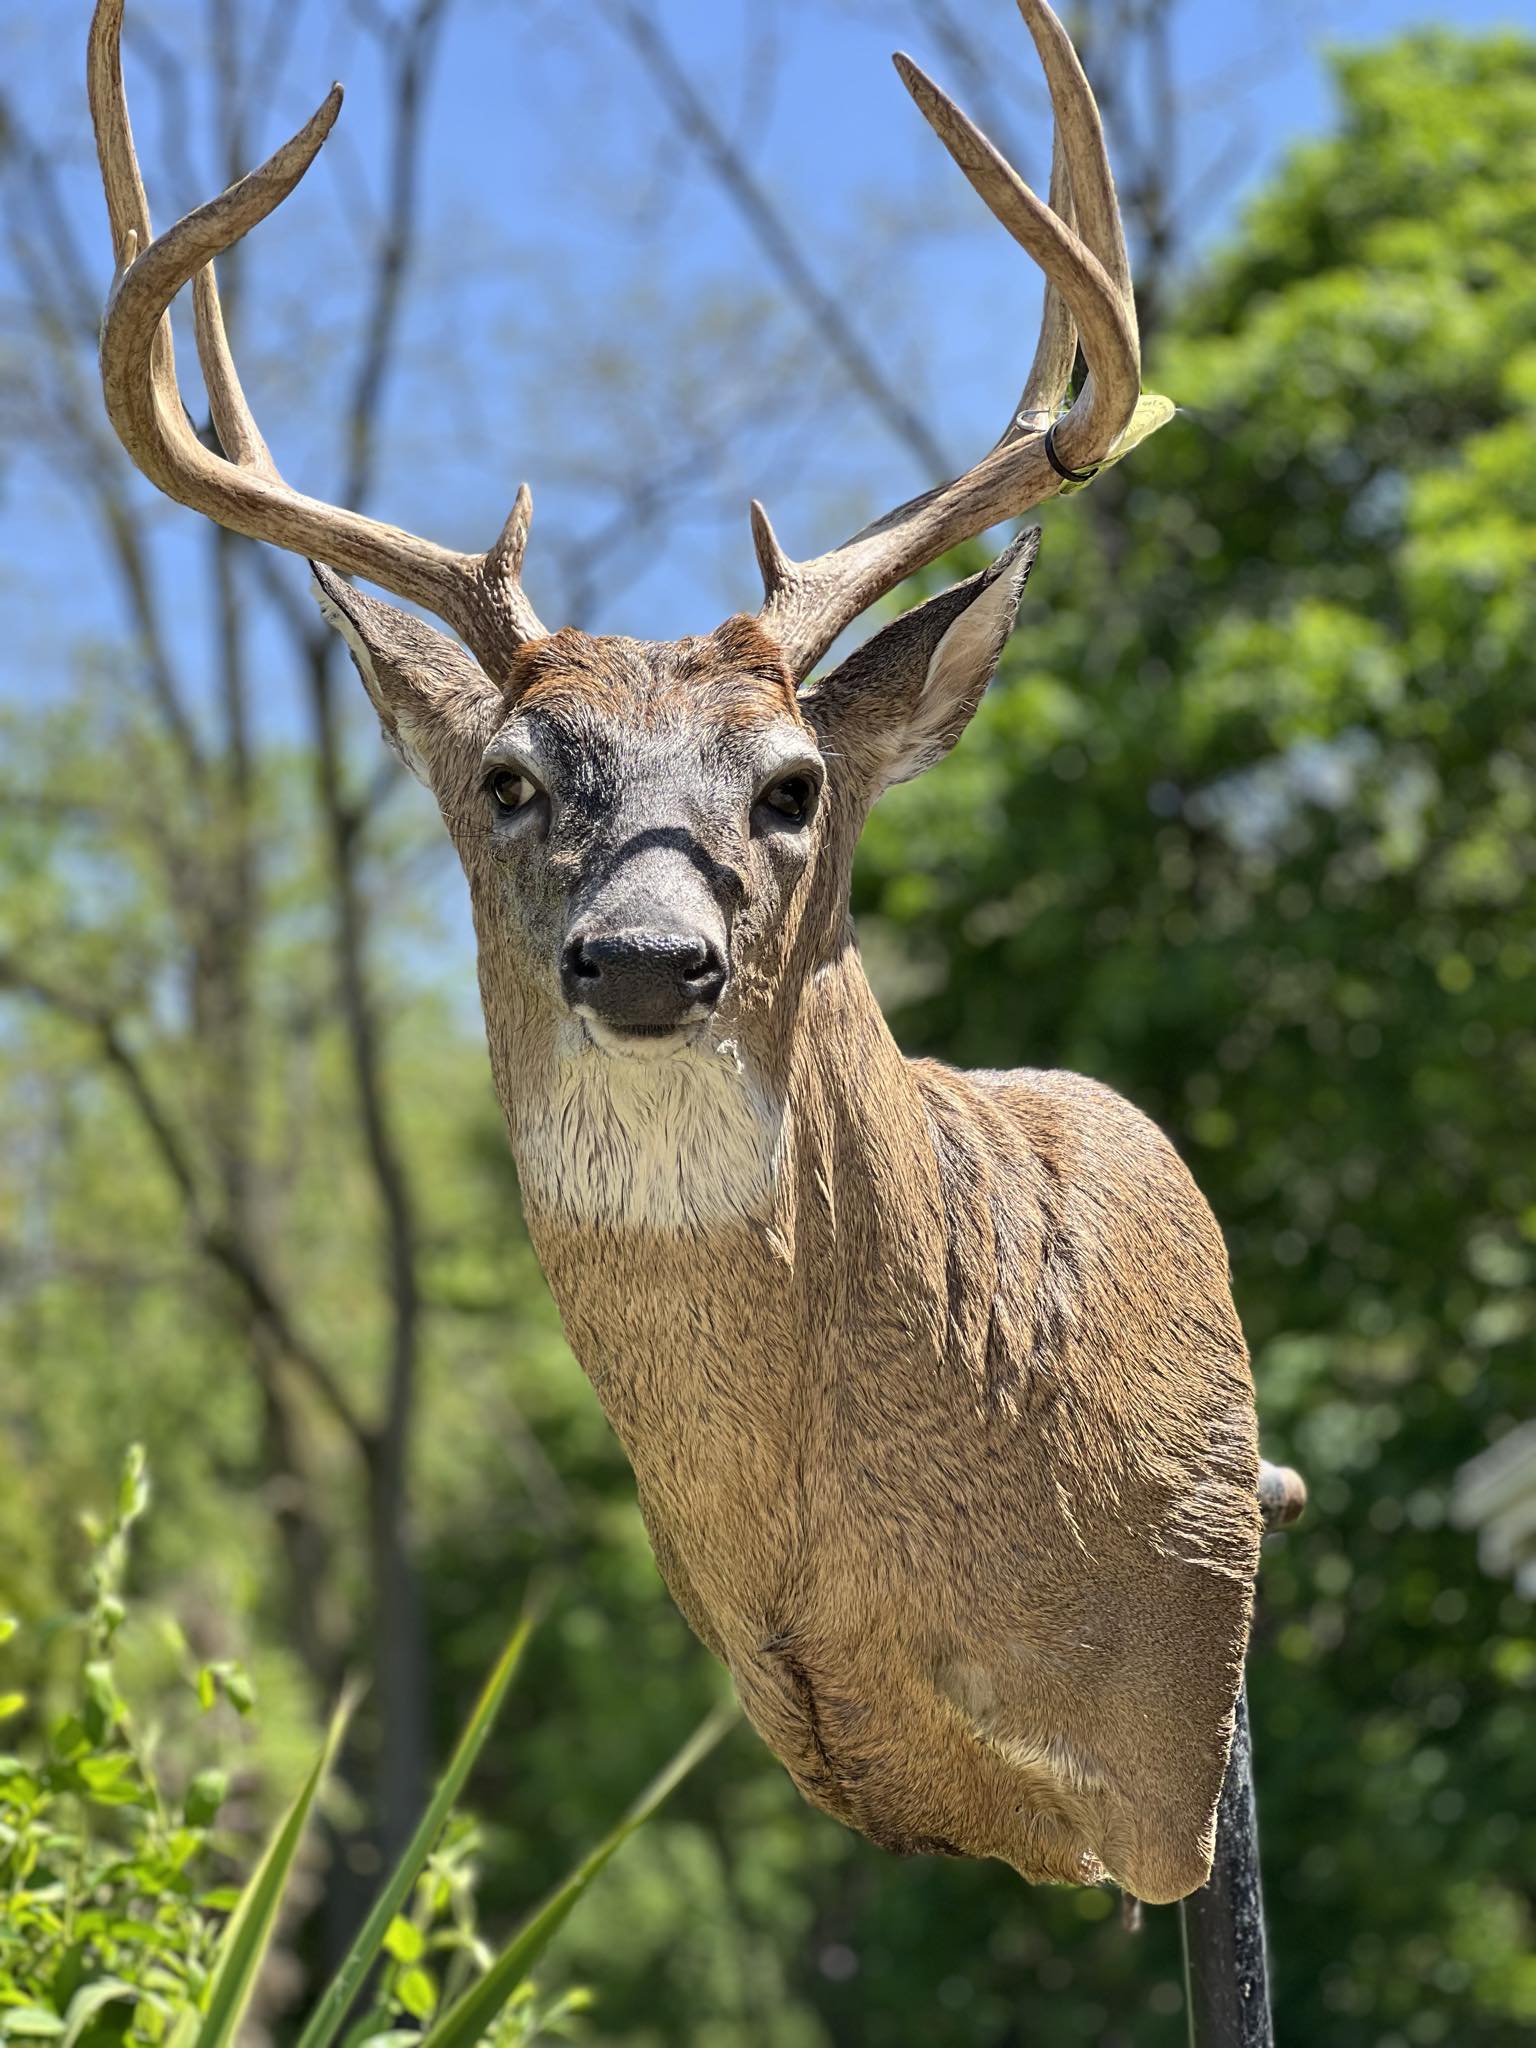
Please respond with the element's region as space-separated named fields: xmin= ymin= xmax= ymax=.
xmin=86 ymin=0 xmax=546 ymax=669
xmin=754 ymin=0 xmax=1142 ymax=683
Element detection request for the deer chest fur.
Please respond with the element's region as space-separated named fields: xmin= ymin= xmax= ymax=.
xmin=510 ymin=1028 xmax=786 ymax=1231
xmin=519 ymin=1049 xmax=1262 ymax=1903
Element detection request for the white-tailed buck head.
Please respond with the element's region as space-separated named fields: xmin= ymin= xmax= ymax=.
xmin=86 ymin=0 xmax=1135 ymax=1069
xmin=90 ymin=0 xmax=1272 ymax=1907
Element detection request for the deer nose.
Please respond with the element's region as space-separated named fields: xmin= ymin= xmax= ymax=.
xmin=561 ymin=927 xmax=727 ymax=1034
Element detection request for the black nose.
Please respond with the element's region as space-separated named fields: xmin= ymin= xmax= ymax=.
xmin=561 ymin=927 xmax=727 ymax=1034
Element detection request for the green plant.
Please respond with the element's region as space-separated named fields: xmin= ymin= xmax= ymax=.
xmin=0 ymin=1451 xmax=732 ymax=2048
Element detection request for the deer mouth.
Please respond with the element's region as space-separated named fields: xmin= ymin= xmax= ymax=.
xmin=579 ymin=1015 xmax=708 ymax=1061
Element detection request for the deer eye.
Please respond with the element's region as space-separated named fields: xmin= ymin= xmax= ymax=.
xmin=487 ymin=768 xmax=539 ymax=812
xmin=756 ymin=773 xmax=818 ymax=827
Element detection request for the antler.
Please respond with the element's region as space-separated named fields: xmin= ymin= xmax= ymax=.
xmin=89 ymin=0 xmax=1136 ymax=684
xmin=86 ymin=0 xmax=545 ymax=671
xmin=754 ymin=0 xmax=1141 ymax=680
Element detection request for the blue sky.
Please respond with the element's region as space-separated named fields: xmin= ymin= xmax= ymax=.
xmin=4 ymin=0 xmax=1535 ymax=713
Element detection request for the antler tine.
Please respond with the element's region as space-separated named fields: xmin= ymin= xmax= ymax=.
xmin=88 ymin=0 xmax=152 ymax=268
xmin=755 ymin=0 xmax=1141 ymax=684
xmin=1009 ymin=128 xmax=1077 ymax=438
xmin=1015 ymin=0 xmax=1135 ymax=342
xmin=86 ymin=0 xmax=546 ymax=667
xmin=893 ymin=55 xmax=1137 ymax=459
xmin=88 ymin=0 xmax=166 ymax=392
xmin=192 ymin=263 xmax=279 ymax=479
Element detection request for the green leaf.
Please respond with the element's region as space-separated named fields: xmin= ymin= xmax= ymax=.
xmin=98 ymin=1920 xmax=175 ymax=1951
xmin=418 ymin=1704 xmax=735 ymax=2048
xmin=381 ymin=1919 xmax=423 ymax=1965
xmin=74 ymin=1755 xmax=144 ymax=1808
xmin=80 ymin=1664 xmax=118 ymax=1744
xmin=1057 ymin=391 xmax=1178 ymax=494
xmin=195 ymin=1665 xmax=254 ymax=1718
xmin=0 ymin=1619 xmax=17 ymax=1645
xmin=59 ymin=1982 xmax=137 ymax=2048
xmin=193 ymin=1892 xmax=241 ymax=1916
xmin=0 ymin=1696 xmax=25 ymax=1722
xmin=117 ymin=1447 xmax=149 ymax=1528
xmin=169 ymin=1690 xmax=355 ymax=2048
xmin=219 ymin=1668 xmax=254 ymax=1719
xmin=49 ymin=1718 xmax=89 ymax=1764
xmin=183 ymin=1771 xmax=227 ymax=1829
xmin=1 ymin=2012 xmax=66 ymax=2040
xmin=132 ymin=2000 xmax=168 ymax=2048
xmin=394 ymin=1969 xmax=437 ymax=2023
xmin=295 ymin=1603 xmax=540 ymax=2048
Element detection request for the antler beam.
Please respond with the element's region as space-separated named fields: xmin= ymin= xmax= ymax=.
xmin=754 ymin=0 xmax=1142 ymax=681
xmin=86 ymin=0 xmax=545 ymax=669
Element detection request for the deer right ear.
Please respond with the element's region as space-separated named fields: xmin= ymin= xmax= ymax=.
xmin=799 ymin=526 xmax=1040 ymax=797
xmin=310 ymin=564 xmax=503 ymax=785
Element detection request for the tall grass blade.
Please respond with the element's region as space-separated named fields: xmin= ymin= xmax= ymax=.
xmin=173 ymin=1690 xmax=356 ymax=2048
xmin=296 ymin=1604 xmax=541 ymax=2048
xmin=418 ymin=1703 xmax=736 ymax=2048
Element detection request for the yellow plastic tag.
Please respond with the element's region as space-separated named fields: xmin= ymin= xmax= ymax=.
xmin=1058 ymin=391 xmax=1177 ymax=493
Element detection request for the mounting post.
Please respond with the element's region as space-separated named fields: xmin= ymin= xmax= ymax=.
xmin=1177 ymin=1460 xmax=1305 ymax=2048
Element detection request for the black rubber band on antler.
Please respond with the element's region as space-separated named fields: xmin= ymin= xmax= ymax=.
xmin=1043 ymin=420 xmax=1100 ymax=485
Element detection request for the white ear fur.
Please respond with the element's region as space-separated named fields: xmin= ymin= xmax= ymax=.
xmin=922 ymin=564 xmax=1028 ymax=703
xmin=310 ymin=574 xmax=432 ymax=785
xmin=888 ymin=546 xmax=1035 ymax=783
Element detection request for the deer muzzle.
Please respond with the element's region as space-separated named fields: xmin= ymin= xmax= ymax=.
xmin=560 ymin=924 xmax=728 ymax=1039
xmin=558 ymin=820 xmax=739 ymax=1042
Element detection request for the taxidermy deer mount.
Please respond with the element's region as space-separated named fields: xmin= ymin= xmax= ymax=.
xmin=90 ymin=0 xmax=1272 ymax=1903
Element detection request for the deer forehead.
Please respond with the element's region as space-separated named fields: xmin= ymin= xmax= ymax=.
xmin=492 ymin=625 xmax=815 ymax=790
xmin=510 ymin=621 xmax=797 ymax=716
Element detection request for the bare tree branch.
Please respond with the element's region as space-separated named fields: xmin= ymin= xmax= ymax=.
xmin=342 ymin=0 xmax=451 ymax=509
xmin=597 ymin=0 xmax=951 ymax=480
xmin=0 ymin=99 xmax=206 ymax=775
xmin=0 ymin=957 xmax=370 ymax=1447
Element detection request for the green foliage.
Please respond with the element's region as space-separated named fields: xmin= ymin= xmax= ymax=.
xmin=0 ymin=1450 xmax=246 ymax=2048
xmin=182 ymin=1693 xmax=354 ymax=2048
xmin=294 ymin=1617 xmax=540 ymax=2048
xmin=417 ymin=1709 xmax=733 ymax=2048
xmin=0 ymin=1457 xmax=720 ymax=2048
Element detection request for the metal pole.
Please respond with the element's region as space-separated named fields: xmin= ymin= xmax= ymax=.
xmin=1177 ymin=1461 xmax=1305 ymax=2048
xmin=1179 ymin=1687 xmax=1272 ymax=2048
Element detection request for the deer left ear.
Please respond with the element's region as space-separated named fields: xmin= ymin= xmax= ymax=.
xmin=310 ymin=564 xmax=502 ymax=786
xmin=801 ymin=526 xmax=1040 ymax=793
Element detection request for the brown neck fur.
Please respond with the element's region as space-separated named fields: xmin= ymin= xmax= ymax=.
xmin=481 ymin=890 xmax=1259 ymax=1906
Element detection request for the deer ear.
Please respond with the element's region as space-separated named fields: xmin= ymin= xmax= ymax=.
xmin=310 ymin=564 xmax=502 ymax=785
xmin=801 ymin=526 xmax=1040 ymax=793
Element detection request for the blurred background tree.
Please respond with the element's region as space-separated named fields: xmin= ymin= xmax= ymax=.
xmin=1 ymin=3 xmax=1533 ymax=2044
